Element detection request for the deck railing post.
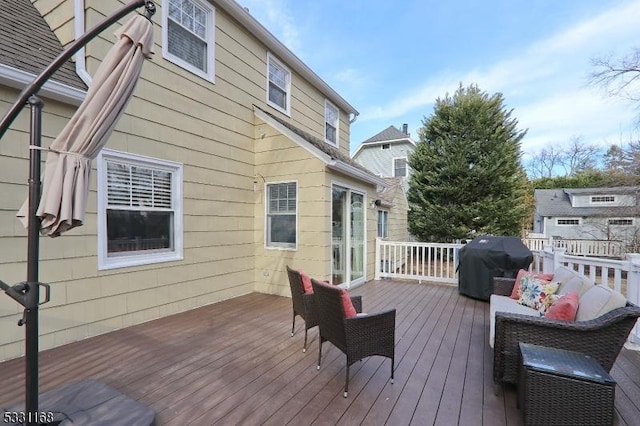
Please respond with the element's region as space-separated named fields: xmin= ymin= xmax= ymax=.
xmin=541 ymin=244 xmax=554 ymax=273
xmin=626 ymin=253 xmax=640 ymax=344
xmin=375 ymin=238 xmax=381 ymax=280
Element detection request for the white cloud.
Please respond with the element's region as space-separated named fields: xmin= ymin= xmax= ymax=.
xmin=240 ymin=0 xmax=301 ymax=52
xmin=357 ymin=0 xmax=640 ymax=152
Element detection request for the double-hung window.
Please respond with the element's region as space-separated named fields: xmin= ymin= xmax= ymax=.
xmin=325 ymin=100 xmax=339 ymax=145
xmin=394 ymin=157 xmax=408 ymax=177
xmin=163 ymin=0 xmax=215 ymax=81
xmin=97 ymin=149 xmax=183 ymax=269
xmin=377 ymin=210 xmax=389 ymax=238
xmin=266 ymin=182 xmax=297 ymax=249
xmin=267 ymin=53 xmax=291 ymax=115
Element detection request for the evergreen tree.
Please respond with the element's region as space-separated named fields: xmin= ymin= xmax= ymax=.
xmin=407 ymin=84 xmax=530 ymax=242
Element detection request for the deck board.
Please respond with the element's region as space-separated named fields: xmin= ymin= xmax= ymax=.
xmin=1 ymin=280 xmax=639 ymax=425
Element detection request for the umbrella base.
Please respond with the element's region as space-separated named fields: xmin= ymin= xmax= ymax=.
xmin=2 ymin=379 xmax=155 ymax=425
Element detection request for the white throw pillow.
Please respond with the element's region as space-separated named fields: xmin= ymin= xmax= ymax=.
xmin=575 ymin=285 xmax=627 ymax=321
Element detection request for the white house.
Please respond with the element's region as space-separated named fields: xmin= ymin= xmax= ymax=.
xmin=533 ymin=187 xmax=640 ymax=246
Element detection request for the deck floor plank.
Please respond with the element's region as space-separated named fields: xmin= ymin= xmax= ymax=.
xmin=1 ymin=280 xmax=638 ymax=425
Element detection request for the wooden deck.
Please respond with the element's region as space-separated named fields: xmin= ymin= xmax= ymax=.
xmin=1 ymin=280 xmax=639 ymax=425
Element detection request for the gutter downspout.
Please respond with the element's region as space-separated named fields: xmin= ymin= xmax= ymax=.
xmin=74 ymin=0 xmax=93 ymax=86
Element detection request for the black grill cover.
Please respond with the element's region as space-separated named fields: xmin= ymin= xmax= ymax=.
xmin=457 ymin=236 xmax=532 ymax=301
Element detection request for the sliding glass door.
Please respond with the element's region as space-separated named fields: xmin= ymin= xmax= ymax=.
xmin=332 ymin=186 xmax=365 ymax=287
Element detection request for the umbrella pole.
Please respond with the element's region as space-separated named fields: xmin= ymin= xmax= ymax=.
xmin=25 ymin=96 xmax=43 ymax=425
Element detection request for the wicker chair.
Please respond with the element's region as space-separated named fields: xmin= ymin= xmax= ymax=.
xmin=286 ymin=266 xmax=363 ymax=353
xmin=492 ymin=276 xmax=640 ymax=387
xmin=311 ymin=278 xmax=395 ymax=397
xmin=286 ymin=266 xmax=318 ymax=353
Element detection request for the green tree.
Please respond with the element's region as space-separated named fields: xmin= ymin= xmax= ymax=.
xmin=407 ymin=84 xmax=531 ymax=242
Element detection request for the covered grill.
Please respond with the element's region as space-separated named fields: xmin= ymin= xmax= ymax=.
xmin=457 ymin=236 xmax=532 ymax=301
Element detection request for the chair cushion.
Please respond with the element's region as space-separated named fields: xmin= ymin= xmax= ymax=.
xmin=489 ymin=294 xmax=539 ymax=348
xmin=299 ymin=270 xmax=313 ymax=294
xmin=340 ymin=289 xmax=357 ymax=318
xmin=557 ymin=274 xmax=594 ymax=297
xmin=576 ymin=285 xmax=627 ymax=321
xmin=516 ymin=275 xmax=559 ymax=314
xmin=545 ymin=291 xmax=579 ymax=321
xmin=510 ymin=269 xmax=555 ymax=299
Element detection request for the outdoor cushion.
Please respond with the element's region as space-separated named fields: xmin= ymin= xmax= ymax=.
xmin=516 ymin=275 xmax=559 ymax=314
xmin=557 ymin=274 xmax=594 ymax=297
xmin=489 ymin=294 xmax=539 ymax=348
xmin=545 ymin=291 xmax=579 ymax=321
xmin=551 ymin=265 xmax=580 ymax=285
xmin=576 ymin=284 xmax=627 ymax=321
xmin=299 ymin=270 xmax=313 ymax=294
xmin=340 ymin=289 xmax=357 ymax=318
xmin=510 ymin=269 xmax=554 ymax=300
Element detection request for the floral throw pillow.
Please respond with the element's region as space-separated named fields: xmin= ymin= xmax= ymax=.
xmin=517 ymin=275 xmax=560 ymax=315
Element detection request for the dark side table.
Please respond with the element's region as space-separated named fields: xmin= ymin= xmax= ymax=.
xmin=518 ymin=343 xmax=616 ymax=426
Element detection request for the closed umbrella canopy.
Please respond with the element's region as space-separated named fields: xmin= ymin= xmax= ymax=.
xmin=17 ymin=14 xmax=154 ymax=237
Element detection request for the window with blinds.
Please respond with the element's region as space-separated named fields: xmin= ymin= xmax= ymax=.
xmin=394 ymin=157 xmax=407 ymax=177
xmin=267 ymin=54 xmax=291 ymax=114
xmin=163 ymin=0 xmax=214 ymax=81
xmin=98 ymin=150 xmax=183 ymax=270
xmin=266 ymin=182 xmax=297 ymax=248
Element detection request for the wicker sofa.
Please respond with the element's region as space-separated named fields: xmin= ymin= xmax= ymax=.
xmin=490 ymin=265 xmax=640 ymax=387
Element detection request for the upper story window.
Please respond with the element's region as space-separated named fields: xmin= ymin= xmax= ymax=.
xmin=267 ymin=53 xmax=291 ymax=115
xmin=163 ymin=0 xmax=215 ymax=81
xmin=97 ymin=149 xmax=184 ymax=270
xmin=608 ymin=218 xmax=633 ymax=226
xmin=266 ymin=182 xmax=297 ymax=249
xmin=557 ymin=218 xmax=580 ymax=226
xmin=381 ymin=144 xmax=390 ymax=150
xmin=377 ymin=210 xmax=389 ymax=238
xmin=591 ymin=195 xmax=615 ymax=203
xmin=325 ymin=100 xmax=339 ymax=146
xmin=394 ymin=157 xmax=408 ymax=177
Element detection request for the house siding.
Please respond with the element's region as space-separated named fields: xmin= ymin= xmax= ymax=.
xmin=353 ymin=141 xmax=414 ymax=177
xmin=0 ymin=0 xmax=360 ymax=361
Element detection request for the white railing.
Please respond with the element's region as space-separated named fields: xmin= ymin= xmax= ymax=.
xmin=375 ymin=239 xmax=640 ymax=344
xmin=523 ymin=238 xmax=625 ymax=258
xmin=375 ymin=239 xmax=462 ymax=284
xmin=531 ymin=245 xmax=640 ymax=345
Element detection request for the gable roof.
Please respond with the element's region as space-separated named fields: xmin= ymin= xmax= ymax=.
xmin=254 ymin=105 xmax=386 ymax=188
xmin=352 ymin=125 xmax=416 ymax=157
xmin=534 ymin=187 xmax=640 ymax=218
xmin=0 ymin=0 xmax=86 ymax=96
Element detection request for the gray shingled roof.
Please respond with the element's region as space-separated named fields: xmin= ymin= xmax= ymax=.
xmin=0 ymin=0 xmax=86 ymax=90
xmin=256 ymin=105 xmax=381 ymax=180
xmin=378 ymin=177 xmax=403 ymax=205
xmin=535 ymin=187 xmax=640 ymax=217
xmin=362 ymin=125 xmax=409 ymax=144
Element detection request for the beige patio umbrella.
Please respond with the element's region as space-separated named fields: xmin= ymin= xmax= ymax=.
xmin=17 ymin=14 xmax=154 ymax=237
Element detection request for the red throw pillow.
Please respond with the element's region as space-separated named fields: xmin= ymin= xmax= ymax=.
xmin=510 ymin=269 xmax=555 ymax=299
xmin=545 ymin=291 xmax=579 ymax=321
xmin=340 ymin=289 xmax=357 ymax=318
xmin=299 ymin=270 xmax=313 ymax=294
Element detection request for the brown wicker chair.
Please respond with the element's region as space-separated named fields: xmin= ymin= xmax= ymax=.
xmin=311 ymin=278 xmax=395 ymax=397
xmin=492 ymin=276 xmax=640 ymax=387
xmin=286 ymin=266 xmax=363 ymax=353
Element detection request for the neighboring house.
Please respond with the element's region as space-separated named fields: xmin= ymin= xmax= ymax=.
xmin=0 ymin=0 xmax=386 ymax=361
xmin=533 ymin=187 xmax=640 ymax=245
xmin=375 ymin=177 xmax=409 ymax=242
xmin=352 ymin=124 xmax=417 ymax=193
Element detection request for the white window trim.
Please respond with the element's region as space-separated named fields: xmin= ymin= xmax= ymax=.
xmin=162 ymin=0 xmax=215 ymax=82
xmin=556 ymin=218 xmax=580 ymax=226
xmin=266 ymin=53 xmax=291 ymax=116
xmin=97 ymin=149 xmax=184 ymax=270
xmin=264 ymin=180 xmax=298 ymax=250
xmin=608 ymin=218 xmax=634 ymax=226
xmin=324 ymin=99 xmax=339 ymax=146
xmin=377 ymin=209 xmax=389 ymax=238
xmin=590 ymin=195 xmax=616 ymax=204
xmin=393 ymin=156 xmax=408 ymax=177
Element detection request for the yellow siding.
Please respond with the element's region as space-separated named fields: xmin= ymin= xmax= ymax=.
xmin=0 ymin=0 xmax=362 ymax=361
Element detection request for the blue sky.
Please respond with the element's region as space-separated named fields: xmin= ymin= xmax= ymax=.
xmin=239 ymin=0 xmax=640 ymax=159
